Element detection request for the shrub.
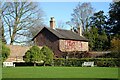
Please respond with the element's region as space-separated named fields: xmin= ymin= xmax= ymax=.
xmin=23 ymin=46 xmax=44 ymax=66
xmin=53 ymin=58 xmax=118 ymax=67
xmin=24 ymin=46 xmax=54 ymax=66
xmin=53 ymin=58 xmax=65 ymax=66
xmin=40 ymin=46 xmax=54 ymax=66
xmin=2 ymin=43 xmax=10 ymax=61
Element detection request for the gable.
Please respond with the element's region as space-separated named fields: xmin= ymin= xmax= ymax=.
xmin=40 ymin=28 xmax=59 ymax=42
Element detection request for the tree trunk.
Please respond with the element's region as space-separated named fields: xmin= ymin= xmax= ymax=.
xmin=34 ymin=62 xmax=36 ymax=67
xmin=10 ymin=34 xmax=15 ymax=45
xmin=10 ymin=7 xmax=19 ymax=45
xmin=43 ymin=62 xmax=45 ymax=66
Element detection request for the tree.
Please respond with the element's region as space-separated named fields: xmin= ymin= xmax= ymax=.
xmin=95 ymin=30 xmax=108 ymax=51
xmin=0 ymin=2 xmax=6 ymax=44
xmin=104 ymin=36 xmax=120 ymax=59
xmin=86 ymin=26 xmax=98 ymax=51
xmin=2 ymin=42 xmax=10 ymax=61
xmin=24 ymin=46 xmax=54 ymax=66
xmin=1 ymin=2 xmax=45 ymax=45
xmin=90 ymin=11 xmax=108 ymax=34
xmin=57 ymin=20 xmax=66 ymax=29
xmin=0 ymin=40 xmax=1 ymax=62
xmin=108 ymin=1 xmax=120 ymax=36
xmin=111 ymin=37 xmax=120 ymax=53
xmin=85 ymin=11 xmax=109 ymax=51
xmin=40 ymin=46 xmax=54 ymax=66
xmin=24 ymin=46 xmax=44 ymax=66
xmin=70 ymin=2 xmax=94 ymax=32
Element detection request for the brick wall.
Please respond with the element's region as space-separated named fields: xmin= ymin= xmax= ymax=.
xmin=59 ymin=39 xmax=88 ymax=52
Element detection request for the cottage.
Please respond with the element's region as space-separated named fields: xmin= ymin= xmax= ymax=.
xmin=32 ymin=17 xmax=89 ymax=58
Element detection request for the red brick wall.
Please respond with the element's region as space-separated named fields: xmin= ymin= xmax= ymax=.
xmin=59 ymin=39 xmax=88 ymax=52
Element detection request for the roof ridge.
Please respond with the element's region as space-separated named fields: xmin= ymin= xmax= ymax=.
xmin=56 ymin=28 xmax=71 ymax=31
xmin=33 ymin=26 xmax=88 ymax=41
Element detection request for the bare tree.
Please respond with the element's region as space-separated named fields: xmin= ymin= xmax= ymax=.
xmin=1 ymin=2 xmax=45 ymax=45
xmin=66 ymin=21 xmax=75 ymax=31
xmin=0 ymin=2 xmax=6 ymax=43
xmin=57 ymin=20 xmax=66 ymax=29
xmin=71 ymin=2 xmax=94 ymax=32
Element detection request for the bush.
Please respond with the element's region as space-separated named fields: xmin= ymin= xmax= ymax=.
xmin=2 ymin=44 xmax=10 ymax=61
xmin=53 ymin=58 xmax=65 ymax=66
xmin=24 ymin=46 xmax=54 ymax=66
xmin=40 ymin=46 xmax=54 ymax=66
xmin=53 ymin=58 xmax=118 ymax=67
xmin=23 ymin=46 xmax=44 ymax=66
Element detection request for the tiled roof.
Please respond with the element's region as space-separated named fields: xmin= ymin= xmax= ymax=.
xmin=33 ymin=27 xmax=88 ymax=41
xmin=5 ymin=45 xmax=42 ymax=62
xmin=6 ymin=45 xmax=31 ymax=57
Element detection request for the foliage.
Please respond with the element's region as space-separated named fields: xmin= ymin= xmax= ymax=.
xmin=96 ymin=30 xmax=108 ymax=51
xmin=84 ymin=11 xmax=109 ymax=51
xmin=40 ymin=46 xmax=54 ymax=66
xmin=24 ymin=46 xmax=54 ymax=66
xmin=2 ymin=43 xmax=10 ymax=61
xmin=90 ymin=11 xmax=108 ymax=34
xmin=24 ymin=46 xmax=44 ymax=66
xmin=108 ymin=1 xmax=120 ymax=36
xmin=68 ymin=2 xmax=120 ymax=51
xmin=53 ymin=58 xmax=118 ymax=67
xmin=1 ymin=2 xmax=45 ymax=45
xmin=84 ymin=26 xmax=98 ymax=50
xmin=110 ymin=37 xmax=120 ymax=59
xmin=0 ymin=40 xmax=1 ymax=61
xmin=111 ymin=37 xmax=120 ymax=52
xmin=0 ymin=23 xmax=6 ymax=44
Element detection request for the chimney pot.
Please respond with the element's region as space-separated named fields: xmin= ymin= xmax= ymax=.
xmin=50 ymin=17 xmax=55 ymax=29
xmin=77 ymin=24 xmax=82 ymax=36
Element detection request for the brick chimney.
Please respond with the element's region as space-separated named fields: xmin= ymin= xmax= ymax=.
xmin=50 ymin=17 xmax=55 ymax=29
xmin=77 ymin=24 xmax=82 ymax=36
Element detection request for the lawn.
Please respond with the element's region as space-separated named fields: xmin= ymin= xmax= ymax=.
xmin=2 ymin=67 xmax=119 ymax=79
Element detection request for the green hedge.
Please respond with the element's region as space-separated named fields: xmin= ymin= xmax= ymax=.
xmin=53 ymin=58 xmax=119 ymax=67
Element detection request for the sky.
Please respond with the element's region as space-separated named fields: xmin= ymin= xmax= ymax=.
xmin=39 ymin=2 xmax=112 ymax=29
xmin=2 ymin=1 xmax=113 ymax=44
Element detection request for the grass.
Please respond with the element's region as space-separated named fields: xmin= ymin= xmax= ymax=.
xmin=2 ymin=67 xmax=119 ymax=79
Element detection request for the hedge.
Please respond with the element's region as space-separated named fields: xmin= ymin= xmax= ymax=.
xmin=53 ymin=58 xmax=119 ymax=67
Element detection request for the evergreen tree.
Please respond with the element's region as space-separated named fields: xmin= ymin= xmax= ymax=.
xmin=109 ymin=1 xmax=120 ymax=37
xmin=85 ymin=11 xmax=109 ymax=51
xmin=40 ymin=46 xmax=54 ymax=66
xmin=24 ymin=46 xmax=44 ymax=66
